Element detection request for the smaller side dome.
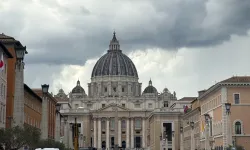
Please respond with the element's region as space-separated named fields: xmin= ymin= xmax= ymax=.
xmin=72 ymin=80 xmax=85 ymax=94
xmin=143 ymin=79 xmax=158 ymax=94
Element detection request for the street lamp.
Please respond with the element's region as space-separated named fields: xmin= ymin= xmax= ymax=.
xmin=225 ymin=103 xmax=231 ymax=115
xmin=180 ymin=127 xmax=183 ymax=133
xmin=204 ymin=114 xmax=210 ymax=123
xmin=64 ymin=115 xmax=68 ymax=123
xmin=15 ymin=43 xmax=27 ymax=61
xmin=12 ymin=43 xmax=27 ymax=127
xmin=41 ymin=84 xmax=49 ymax=94
xmin=225 ymin=103 xmax=232 ymax=148
xmin=56 ymin=103 xmax=61 ymax=112
xmin=190 ymin=121 xmax=194 ymax=130
xmin=172 ymin=131 xmax=175 ymax=137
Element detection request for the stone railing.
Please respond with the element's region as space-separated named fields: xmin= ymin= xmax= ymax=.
xmin=60 ymin=108 xmax=90 ymax=114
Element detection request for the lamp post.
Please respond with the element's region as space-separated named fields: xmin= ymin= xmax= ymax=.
xmin=180 ymin=127 xmax=184 ymax=150
xmin=225 ymin=103 xmax=232 ymax=149
xmin=190 ymin=121 xmax=194 ymax=150
xmin=13 ymin=44 xmax=27 ymax=127
xmin=204 ymin=114 xmax=211 ymax=150
xmin=55 ymin=103 xmax=61 ymax=142
xmin=172 ymin=131 xmax=175 ymax=150
xmin=41 ymin=84 xmax=49 ymax=139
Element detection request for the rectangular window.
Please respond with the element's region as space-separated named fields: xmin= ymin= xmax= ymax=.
xmin=164 ymin=101 xmax=168 ymax=107
xmin=148 ymin=103 xmax=153 ymax=108
xmin=122 ymin=104 xmax=125 ymax=107
xmin=110 ymin=118 xmax=115 ymax=129
xmin=102 ymin=104 xmax=106 ymax=108
xmin=75 ymin=104 xmax=79 ymax=108
xmin=122 ymin=87 xmax=125 ymax=92
xmin=113 ymin=87 xmax=116 ymax=92
xmin=104 ymin=87 xmax=107 ymax=92
xmin=121 ymin=120 xmax=126 ymax=129
xmin=135 ymin=119 xmax=141 ymax=129
xmin=234 ymin=94 xmax=240 ymax=104
xmin=134 ymin=104 xmax=140 ymax=108
xmin=87 ymin=104 xmax=92 ymax=108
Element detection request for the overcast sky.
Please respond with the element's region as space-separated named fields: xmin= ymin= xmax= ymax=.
xmin=1 ymin=0 xmax=250 ymax=98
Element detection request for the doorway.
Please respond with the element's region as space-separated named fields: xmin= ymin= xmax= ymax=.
xmin=102 ymin=141 xmax=106 ymax=149
xmin=135 ymin=137 xmax=141 ymax=148
xmin=122 ymin=141 xmax=126 ymax=148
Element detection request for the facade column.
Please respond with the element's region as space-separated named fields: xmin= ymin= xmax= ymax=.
xmin=63 ymin=122 xmax=69 ymax=148
xmin=106 ymin=118 xmax=110 ymax=149
xmin=41 ymin=96 xmax=48 ymax=139
xmin=126 ymin=118 xmax=130 ymax=148
xmin=13 ymin=59 xmax=25 ymax=127
xmin=108 ymin=82 xmax=111 ymax=96
xmin=98 ymin=118 xmax=102 ymax=149
xmin=165 ymin=138 xmax=168 ymax=150
xmin=94 ymin=118 xmax=97 ymax=148
xmin=191 ymin=128 xmax=194 ymax=150
xmin=180 ymin=132 xmax=184 ymax=150
xmin=142 ymin=118 xmax=145 ymax=148
xmin=69 ymin=124 xmax=74 ymax=149
xmin=118 ymin=118 xmax=121 ymax=147
xmin=131 ymin=117 xmax=134 ymax=148
xmin=172 ymin=133 xmax=175 ymax=150
xmin=55 ymin=113 xmax=60 ymax=142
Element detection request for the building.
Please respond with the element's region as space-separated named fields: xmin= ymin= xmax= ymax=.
xmin=24 ymin=84 xmax=42 ymax=128
xmin=180 ymin=76 xmax=250 ymax=149
xmin=33 ymin=89 xmax=58 ymax=139
xmin=181 ymin=97 xmax=200 ymax=150
xmin=59 ymin=33 xmax=189 ymax=150
xmin=0 ymin=33 xmax=26 ymax=128
xmin=0 ymin=42 xmax=13 ymax=128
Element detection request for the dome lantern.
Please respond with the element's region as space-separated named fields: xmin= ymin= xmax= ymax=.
xmin=109 ymin=31 xmax=120 ymax=51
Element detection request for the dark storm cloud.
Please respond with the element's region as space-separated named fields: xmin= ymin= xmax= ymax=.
xmin=1 ymin=0 xmax=250 ymax=65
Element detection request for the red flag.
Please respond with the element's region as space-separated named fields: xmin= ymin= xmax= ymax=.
xmin=0 ymin=53 xmax=4 ymax=70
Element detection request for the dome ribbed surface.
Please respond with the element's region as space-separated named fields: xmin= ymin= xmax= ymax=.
xmin=143 ymin=86 xmax=157 ymax=94
xmin=72 ymin=80 xmax=85 ymax=94
xmin=91 ymin=50 xmax=138 ymax=78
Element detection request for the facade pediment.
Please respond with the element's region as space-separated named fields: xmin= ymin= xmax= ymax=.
xmin=97 ymin=103 xmax=130 ymax=112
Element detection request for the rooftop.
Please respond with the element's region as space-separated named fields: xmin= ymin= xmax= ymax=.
xmin=220 ymin=76 xmax=250 ymax=83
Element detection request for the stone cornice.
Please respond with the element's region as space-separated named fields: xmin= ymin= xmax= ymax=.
xmin=198 ymin=82 xmax=250 ymax=101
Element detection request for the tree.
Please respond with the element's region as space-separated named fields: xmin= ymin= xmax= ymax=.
xmin=36 ymin=139 xmax=65 ymax=150
xmin=0 ymin=124 xmax=41 ymax=150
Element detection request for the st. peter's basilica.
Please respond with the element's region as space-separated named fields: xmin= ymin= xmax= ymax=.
xmin=55 ymin=33 xmax=192 ymax=150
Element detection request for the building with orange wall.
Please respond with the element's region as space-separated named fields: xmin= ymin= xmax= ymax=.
xmin=0 ymin=33 xmax=20 ymax=128
xmin=198 ymin=76 xmax=250 ymax=149
xmin=0 ymin=42 xmax=13 ymax=129
xmin=33 ymin=89 xmax=58 ymax=139
xmin=24 ymin=84 xmax=42 ymax=129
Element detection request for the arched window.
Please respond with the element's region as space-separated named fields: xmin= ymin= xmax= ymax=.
xmin=235 ymin=121 xmax=242 ymax=134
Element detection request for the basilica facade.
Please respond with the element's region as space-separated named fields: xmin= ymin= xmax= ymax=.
xmin=57 ymin=33 xmax=191 ymax=150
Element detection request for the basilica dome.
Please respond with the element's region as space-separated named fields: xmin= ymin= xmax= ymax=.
xmin=143 ymin=79 xmax=158 ymax=94
xmin=91 ymin=32 xmax=138 ymax=78
xmin=72 ymin=80 xmax=85 ymax=94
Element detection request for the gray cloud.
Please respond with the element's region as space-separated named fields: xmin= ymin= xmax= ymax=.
xmin=1 ymin=0 xmax=250 ymax=65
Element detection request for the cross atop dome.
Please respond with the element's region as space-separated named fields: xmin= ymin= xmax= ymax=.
xmin=149 ymin=78 xmax=152 ymax=86
xmin=109 ymin=31 xmax=120 ymax=51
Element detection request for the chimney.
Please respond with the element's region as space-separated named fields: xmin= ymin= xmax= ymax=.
xmin=198 ymin=90 xmax=206 ymax=97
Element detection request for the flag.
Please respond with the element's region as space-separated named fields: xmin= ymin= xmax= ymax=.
xmin=0 ymin=53 xmax=4 ymax=71
xmin=200 ymin=120 xmax=205 ymax=132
